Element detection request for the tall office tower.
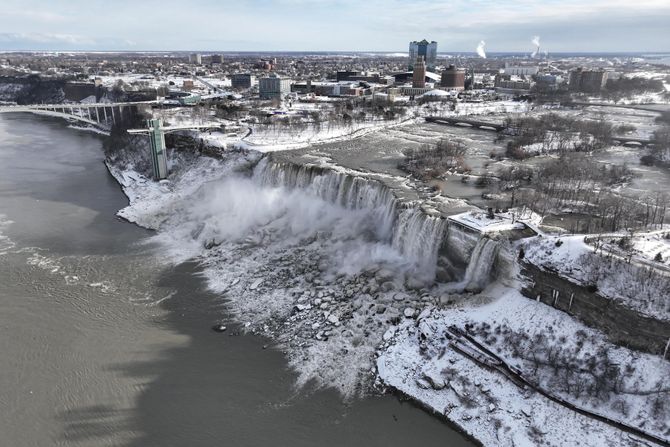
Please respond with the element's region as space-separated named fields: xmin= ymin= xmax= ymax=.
xmin=409 ymin=39 xmax=437 ymax=70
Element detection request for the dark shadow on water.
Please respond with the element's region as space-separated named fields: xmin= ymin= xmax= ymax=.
xmin=57 ymin=261 xmax=476 ymax=447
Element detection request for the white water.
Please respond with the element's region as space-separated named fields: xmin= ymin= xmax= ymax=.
xmin=461 ymin=237 xmax=500 ymax=292
xmin=392 ymin=208 xmax=447 ymax=283
xmin=254 ymin=158 xmax=397 ymax=239
xmin=154 ymin=173 xmax=409 ymax=276
xmin=0 ymin=214 xmax=16 ymax=256
xmin=254 ymin=158 xmax=447 ymax=283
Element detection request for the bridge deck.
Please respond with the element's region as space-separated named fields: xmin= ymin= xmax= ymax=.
xmin=0 ymin=100 xmax=158 ymax=112
xmin=426 ymin=116 xmax=505 ymax=131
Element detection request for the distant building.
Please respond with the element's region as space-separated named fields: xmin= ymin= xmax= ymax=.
xmin=534 ymin=74 xmax=562 ymax=92
xmin=440 ymin=65 xmax=466 ymax=90
xmin=494 ymin=74 xmax=532 ymax=93
xmin=412 ymin=57 xmax=427 ymax=88
xmin=290 ymin=81 xmax=365 ymax=97
xmin=335 ymin=71 xmax=393 ymax=84
xmin=259 ymin=73 xmax=292 ymax=100
xmin=210 ymin=54 xmax=224 ymax=64
xmin=503 ymin=64 xmax=539 ymax=76
xmin=178 ymin=94 xmax=202 ymax=106
xmin=569 ymin=67 xmax=608 ymax=93
xmin=231 ymin=73 xmax=256 ymax=89
xmin=400 ymin=86 xmax=433 ymax=97
xmin=336 ymin=71 xmax=359 ymax=81
xmin=255 ymin=59 xmax=275 ymax=71
xmin=409 ymin=39 xmax=437 ymax=70
xmin=189 ymin=53 xmax=202 ymax=65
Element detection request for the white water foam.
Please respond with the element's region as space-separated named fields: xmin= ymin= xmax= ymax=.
xmin=462 ymin=237 xmax=500 ymax=292
xmin=0 ymin=214 xmax=15 ymax=256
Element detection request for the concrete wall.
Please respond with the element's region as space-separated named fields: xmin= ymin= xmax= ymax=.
xmin=521 ymin=262 xmax=670 ymax=356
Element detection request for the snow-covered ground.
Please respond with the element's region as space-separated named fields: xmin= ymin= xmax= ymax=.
xmin=522 ymin=234 xmax=670 ymax=320
xmin=448 ymin=211 xmax=526 ymax=233
xmin=147 ymin=99 xmax=532 ymax=155
xmin=616 ymin=232 xmax=670 ymax=265
xmin=453 ymin=100 xmax=530 ymax=117
xmin=243 ymin=118 xmax=418 ymax=152
xmin=377 ymin=286 xmax=670 ymax=446
xmin=93 ymin=73 xmax=228 ymax=94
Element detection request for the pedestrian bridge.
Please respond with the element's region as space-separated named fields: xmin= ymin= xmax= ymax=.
xmin=0 ymin=101 xmax=159 ymax=127
xmin=426 ymin=116 xmax=506 ymax=132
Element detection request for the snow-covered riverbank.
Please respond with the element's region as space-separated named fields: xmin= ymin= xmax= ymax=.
xmin=377 ymin=285 xmax=670 ymax=446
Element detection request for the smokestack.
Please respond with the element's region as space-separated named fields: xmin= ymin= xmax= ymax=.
xmin=476 ymin=41 xmax=486 ymax=59
xmin=531 ymin=36 xmax=541 ymax=58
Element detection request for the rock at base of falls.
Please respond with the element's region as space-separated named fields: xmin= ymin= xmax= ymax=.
xmin=375 ymin=268 xmax=396 ymax=282
xmin=249 ymin=278 xmax=263 ymax=290
xmin=405 ymin=276 xmax=428 ymax=290
xmin=464 ymin=283 xmax=484 ymax=294
xmin=204 ymin=238 xmax=222 ymax=249
xmin=422 ymin=370 xmax=446 ymax=390
xmin=379 ymin=281 xmax=396 ymax=292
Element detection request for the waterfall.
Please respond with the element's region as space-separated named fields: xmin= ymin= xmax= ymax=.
xmin=462 ymin=237 xmax=500 ymax=292
xmin=253 ymin=158 xmax=447 ymax=281
xmin=392 ymin=208 xmax=447 ymax=281
xmin=254 ymin=158 xmax=397 ymax=240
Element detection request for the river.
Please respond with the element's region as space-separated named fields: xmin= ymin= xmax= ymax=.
xmin=0 ymin=113 xmax=475 ymax=447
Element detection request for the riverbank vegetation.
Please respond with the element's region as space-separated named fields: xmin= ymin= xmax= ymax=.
xmin=399 ymin=138 xmax=469 ymax=179
xmin=503 ymin=113 xmax=634 ymax=159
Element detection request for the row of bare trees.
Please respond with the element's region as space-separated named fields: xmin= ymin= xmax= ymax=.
xmin=495 ymin=154 xmax=668 ymax=232
xmin=503 ymin=113 xmax=634 ymax=159
xmin=399 ymin=138 xmax=469 ymax=179
xmin=643 ymin=120 xmax=670 ymax=167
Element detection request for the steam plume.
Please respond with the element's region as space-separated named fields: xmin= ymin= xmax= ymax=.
xmin=531 ymin=35 xmax=541 ymax=58
xmin=476 ymin=40 xmax=486 ymax=59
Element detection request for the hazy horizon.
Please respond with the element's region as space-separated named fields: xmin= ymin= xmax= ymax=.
xmin=1 ymin=0 xmax=669 ymax=53
xmin=2 ymin=50 xmax=670 ymax=55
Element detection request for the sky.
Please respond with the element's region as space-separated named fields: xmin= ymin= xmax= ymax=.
xmin=0 ymin=0 xmax=669 ymax=53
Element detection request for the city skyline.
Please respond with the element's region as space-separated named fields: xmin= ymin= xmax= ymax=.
xmin=0 ymin=0 xmax=669 ymax=53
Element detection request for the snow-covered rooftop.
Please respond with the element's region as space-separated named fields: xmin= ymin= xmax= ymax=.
xmin=448 ymin=211 xmax=525 ymax=233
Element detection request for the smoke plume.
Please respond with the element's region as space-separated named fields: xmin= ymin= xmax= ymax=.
xmin=476 ymin=40 xmax=486 ymax=59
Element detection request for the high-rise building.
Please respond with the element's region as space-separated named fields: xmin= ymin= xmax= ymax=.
xmin=210 ymin=54 xmax=224 ymax=64
xmin=189 ymin=53 xmax=202 ymax=65
xmin=409 ymin=39 xmax=437 ymax=70
xmin=440 ymin=65 xmax=466 ymax=90
xmin=259 ymin=73 xmax=292 ymax=101
xmin=412 ymin=57 xmax=427 ymax=88
xmin=569 ymin=68 xmax=608 ymax=93
xmin=231 ymin=73 xmax=256 ymax=89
